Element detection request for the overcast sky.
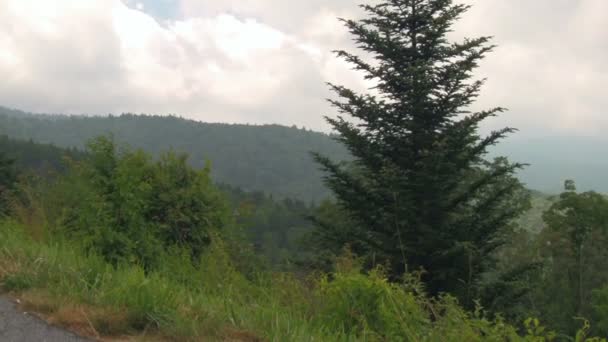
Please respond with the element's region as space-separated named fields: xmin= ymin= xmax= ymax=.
xmin=0 ymin=0 xmax=606 ymax=138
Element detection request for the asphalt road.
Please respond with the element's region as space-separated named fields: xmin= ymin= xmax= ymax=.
xmin=0 ymin=296 xmax=91 ymax=342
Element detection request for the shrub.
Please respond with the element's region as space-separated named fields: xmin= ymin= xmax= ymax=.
xmin=46 ymin=136 xmax=231 ymax=269
xmin=316 ymin=267 xmax=428 ymax=340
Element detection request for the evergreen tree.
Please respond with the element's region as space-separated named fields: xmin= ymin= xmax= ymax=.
xmin=313 ymin=0 xmax=529 ymax=303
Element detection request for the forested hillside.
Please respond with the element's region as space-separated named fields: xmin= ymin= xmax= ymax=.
xmin=0 ymin=107 xmax=348 ymax=202
xmin=0 ymin=135 xmax=83 ymax=176
xmin=3 ymin=135 xmax=604 ymax=340
xmin=3 ymin=106 xmax=608 ymax=200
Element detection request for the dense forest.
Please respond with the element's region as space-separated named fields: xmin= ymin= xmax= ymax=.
xmin=1 ymin=0 xmax=607 ymax=341
xmin=0 ymin=135 xmax=83 ymax=176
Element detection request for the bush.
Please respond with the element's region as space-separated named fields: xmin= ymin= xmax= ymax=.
xmin=316 ymin=267 xmax=428 ymax=340
xmin=45 ymin=136 xmax=231 ymax=269
xmin=314 ymin=251 xmax=529 ymax=341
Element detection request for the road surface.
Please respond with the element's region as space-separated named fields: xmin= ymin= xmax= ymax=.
xmin=0 ymin=296 xmax=91 ymax=342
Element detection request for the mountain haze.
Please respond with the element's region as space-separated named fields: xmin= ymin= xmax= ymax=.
xmin=1 ymin=106 xmax=606 ymax=199
xmin=0 ymin=106 xmax=348 ymax=202
xmin=491 ymin=136 xmax=608 ymax=194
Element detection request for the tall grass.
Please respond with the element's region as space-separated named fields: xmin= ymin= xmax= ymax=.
xmin=0 ymin=220 xmax=335 ymax=340
xmin=1 ymin=220 xmax=599 ymax=341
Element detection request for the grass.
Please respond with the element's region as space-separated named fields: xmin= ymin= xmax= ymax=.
xmin=0 ymin=219 xmax=590 ymax=342
xmin=0 ymin=220 xmax=340 ymax=341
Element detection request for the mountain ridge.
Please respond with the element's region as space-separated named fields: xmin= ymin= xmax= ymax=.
xmin=2 ymin=105 xmax=607 ymax=199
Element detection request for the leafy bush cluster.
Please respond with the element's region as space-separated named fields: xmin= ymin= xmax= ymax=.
xmin=41 ymin=136 xmax=231 ymax=269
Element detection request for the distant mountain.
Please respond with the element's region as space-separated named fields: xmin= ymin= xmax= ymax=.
xmin=1 ymin=106 xmax=606 ymax=200
xmin=0 ymin=106 xmax=348 ymax=202
xmin=491 ymin=136 xmax=608 ymax=194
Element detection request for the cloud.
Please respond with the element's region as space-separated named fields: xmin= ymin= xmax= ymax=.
xmin=454 ymin=0 xmax=608 ymax=137
xmin=0 ymin=0 xmax=369 ymax=129
xmin=0 ymin=0 xmax=129 ymax=113
xmin=0 ymin=0 xmax=606 ymax=137
xmin=178 ymin=0 xmax=365 ymax=35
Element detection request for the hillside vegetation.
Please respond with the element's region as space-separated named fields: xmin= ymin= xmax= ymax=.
xmin=3 ymin=106 xmax=608 ymax=199
xmin=0 ymin=138 xmax=603 ymax=341
xmin=0 ymin=107 xmax=347 ymax=202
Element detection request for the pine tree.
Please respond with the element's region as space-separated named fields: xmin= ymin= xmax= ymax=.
xmin=313 ymin=0 xmax=530 ymax=303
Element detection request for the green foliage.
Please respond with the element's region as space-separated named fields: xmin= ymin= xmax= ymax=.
xmin=312 ymin=0 xmax=530 ymax=306
xmin=3 ymin=219 xmax=606 ymax=341
xmin=47 ymin=136 xmax=231 ymax=269
xmin=543 ymin=181 xmax=608 ymax=256
xmin=534 ymin=181 xmax=608 ymax=333
xmin=0 ymin=149 xmax=17 ymax=216
xmin=592 ymin=285 xmax=608 ymax=336
xmin=0 ymin=135 xmax=83 ymax=177
xmin=492 ymin=180 xmax=608 ymax=336
xmin=2 ymin=133 xmax=318 ymax=271
xmin=304 ymin=200 xmax=366 ymax=273
xmin=220 ymin=184 xmax=315 ymax=269
xmin=316 ymin=267 xmax=427 ymax=339
xmin=315 ymin=251 xmax=538 ymax=341
xmin=522 ymin=318 xmax=557 ymax=341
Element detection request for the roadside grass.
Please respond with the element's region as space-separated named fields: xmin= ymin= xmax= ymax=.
xmin=0 ymin=220 xmax=338 ymax=341
xmin=2 ymin=219 xmax=594 ymax=342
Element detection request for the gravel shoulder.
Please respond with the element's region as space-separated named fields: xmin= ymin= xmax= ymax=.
xmin=0 ymin=296 xmax=91 ymax=342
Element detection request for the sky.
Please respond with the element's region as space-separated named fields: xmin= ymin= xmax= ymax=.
xmin=0 ymin=0 xmax=606 ymax=138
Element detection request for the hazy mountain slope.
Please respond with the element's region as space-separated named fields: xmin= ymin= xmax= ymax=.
xmin=0 ymin=107 xmax=348 ymax=202
xmin=2 ymin=106 xmax=606 ymax=200
xmin=491 ymin=136 xmax=608 ymax=194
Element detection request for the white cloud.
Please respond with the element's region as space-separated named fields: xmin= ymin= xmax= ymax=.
xmin=0 ymin=0 xmax=606 ymax=136
xmin=0 ymin=0 xmax=128 ymax=113
xmin=0 ymin=0 xmax=369 ymax=129
xmin=454 ymin=0 xmax=608 ymax=137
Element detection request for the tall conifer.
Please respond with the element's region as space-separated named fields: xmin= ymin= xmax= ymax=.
xmin=314 ymin=0 xmax=529 ymax=302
